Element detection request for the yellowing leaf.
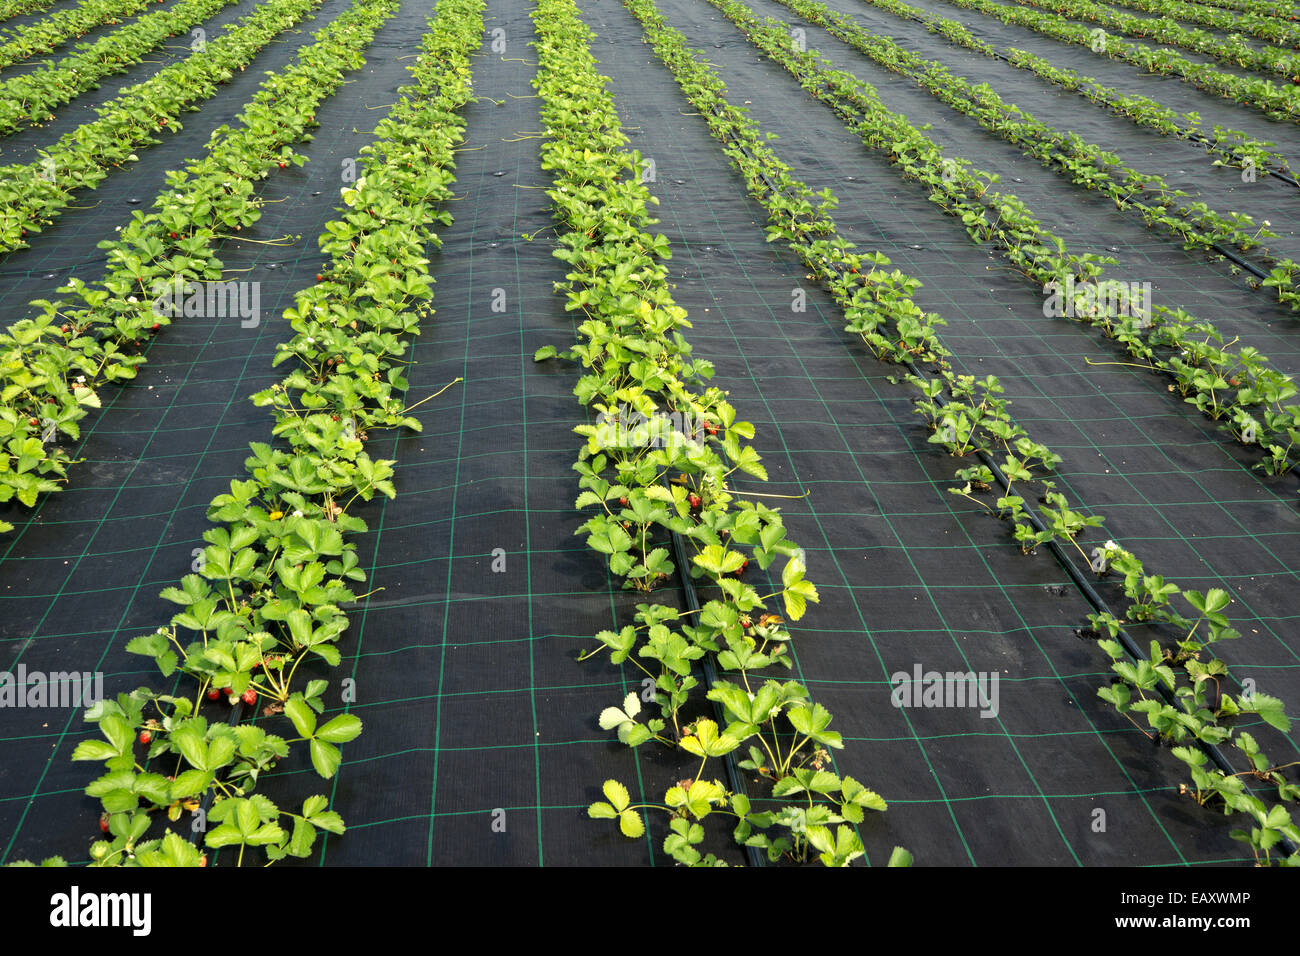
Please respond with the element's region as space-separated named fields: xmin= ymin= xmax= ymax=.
xmin=618 ymin=809 xmax=644 ymax=839
xmin=602 ymin=779 xmax=630 ymax=813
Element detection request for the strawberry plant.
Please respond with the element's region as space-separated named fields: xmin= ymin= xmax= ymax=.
xmin=931 ymin=0 xmax=1300 ymax=121
xmin=777 ymin=0 xmax=1282 ymax=266
xmin=0 ymin=0 xmax=327 ymax=256
xmin=0 ymin=0 xmax=416 ymax=533
xmin=626 ymin=0 xmax=1299 ymax=865
xmin=0 ymin=0 xmax=155 ymax=72
xmin=705 ymin=0 xmax=1300 ymax=481
xmin=6 ymin=0 xmax=483 ymax=867
xmin=0 ymin=0 xmax=242 ymax=139
xmin=0 ymin=0 xmax=58 ymax=23
xmin=533 ymin=0 xmax=905 ymax=867
xmin=849 ymin=0 xmax=1289 ymax=172
xmin=1009 ymin=0 xmax=1300 ymax=74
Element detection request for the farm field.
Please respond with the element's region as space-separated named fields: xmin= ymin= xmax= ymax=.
xmin=0 ymin=0 xmax=1297 ymax=870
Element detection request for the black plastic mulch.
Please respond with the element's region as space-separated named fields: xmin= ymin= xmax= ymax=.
xmin=946 ymin=0 xmax=1292 ymax=80
xmin=574 ymin=0 xmax=1274 ymax=865
xmin=630 ymin=0 xmax=1300 ymax=769
xmin=805 ymin=0 xmax=1300 ymax=274
xmin=0 ymin=0 xmax=451 ymax=865
xmin=0 ymin=0 xmax=1295 ymax=868
xmin=270 ymin=0 xmax=744 ymax=866
xmin=904 ymin=0 xmax=1300 ymax=142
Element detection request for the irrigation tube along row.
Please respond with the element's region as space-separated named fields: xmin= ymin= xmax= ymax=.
xmin=664 ymin=482 xmax=766 ymax=867
xmin=620 ymin=0 xmax=1300 ymax=863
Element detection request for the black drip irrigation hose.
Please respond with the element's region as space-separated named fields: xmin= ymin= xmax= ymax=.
xmin=664 ymin=480 xmax=766 ymax=867
xmin=1204 ymin=238 xmax=1271 ymax=279
xmin=1114 ymin=193 xmax=1273 ymax=280
xmin=698 ymin=100 xmax=1300 ymax=858
xmin=859 ymin=3 xmax=1300 ymax=188
xmin=906 ymin=366 xmax=1298 ymax=858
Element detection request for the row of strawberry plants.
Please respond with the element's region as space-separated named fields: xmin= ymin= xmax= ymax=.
xmin=0 ymin=0 xmax=155 ymax=72
xmin=1181 ymin=0 xmax=1298 ymax=17
xmin=710 ymin=0 xmax=1300 ymax=482
xmin=1096 ymin=0 xmax=1300 ymax=44
xmin=12 ymin=0 xmax=483 ymax=868
xmin=942 ymin=406 xmax=1300 ymax=862
xmin=0 ymin=0 xmax=57 ymax=26
xmin=628 ymin=0 xmax=1298 ymax=864
xmin=848 ymin=0 xmax=1289 ymax=175
xmin=0 ymin=0 xmax=399 ymax=535
xmin=0 ymin=0 xmax=326 ymax=257
xmin=1006 ymin=0 xmax=1299 ymax=75
xmin=532 ymin=0 xmax=905 ymax=868
xmin=776 ymin=0 xmax=1283 ymax=270
xmin=933 ymin=0 xmax=1300 ymax=121
xmin=0 ymin=0 xmax=239 ymax=137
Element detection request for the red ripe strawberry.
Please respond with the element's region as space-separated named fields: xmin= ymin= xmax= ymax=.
xmin=688 ymin=493 xmax=702 ymax=509
xmin=220 ymin=687 xmax=232 ymax=698
xmin=151 ymin=322 xmax=161 ymax=332
xmin=169 ymin=232 xmax=178 ymax=239
xmin=159 ymin=117 xmax=167 ymax=125
xmin=207 ymin=688 xmax=220 ymax=700
xmin=316 ymin=274 xmax=324 ymax=282
xmin=99 ymin=813 xmax=110 ymax=834
xmin=29 ymin=418 xmax=38 ymax=427
xmin=241 ymin=688 xmax=257 ymax=706
xmin=279 ymin=162 xmax=287 ymax=169
xmin=618 ymin=496 xmax=628 ymax=506
xmin=60 ymin=325 xmax=69 ymax=334
xmin=703 ymin=422 xmax=718 ymax=436
xmin=138 ymin=730 xmax=152 ymax=745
